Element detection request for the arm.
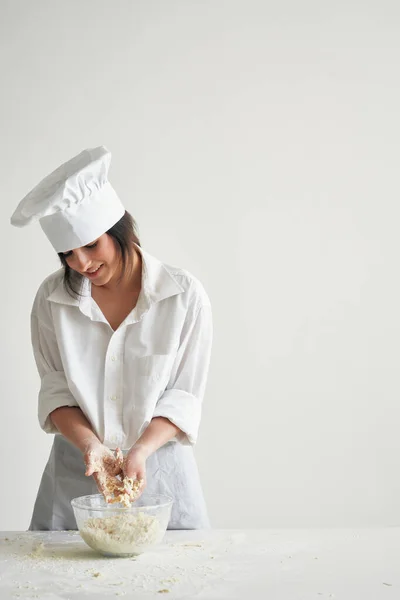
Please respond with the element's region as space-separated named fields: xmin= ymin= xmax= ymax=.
xmin=134 ymin=416 xmax=180 ymax=456
xmin=49 ymin=406 xmax=100 ymax=453
xmin=124 ymin=303 xmax=213 ymax=482
xmin=152 ymin=303 xmax=213 ymax=445
xmin=124 ymin=417 xmax=180 ymax=481
xmin=50 ymin=406 xmax=125 ymax=503
xmin=31 ymin=306 xmax=121 ymax=498
xmin=32 ymin=311 xmax=104 ymax=454
xmin=31 ymin=310 xmax=82 ymax=434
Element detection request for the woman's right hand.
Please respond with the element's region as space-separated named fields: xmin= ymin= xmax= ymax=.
xmin=83 ymin=439 xmax=123 ymax=501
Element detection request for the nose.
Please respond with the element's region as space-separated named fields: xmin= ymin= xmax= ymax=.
xmin=72 ymin=250 xmax=90 ymax=272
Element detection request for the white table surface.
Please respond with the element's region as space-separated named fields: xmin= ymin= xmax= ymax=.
xmin=0 ymin=528 xmax=399 ymax=599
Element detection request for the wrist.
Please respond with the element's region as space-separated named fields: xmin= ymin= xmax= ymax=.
xmin=80 ymin=435 xmax=102 ymax=454
xmin=130 ymin=442 xmax=152 ymax=460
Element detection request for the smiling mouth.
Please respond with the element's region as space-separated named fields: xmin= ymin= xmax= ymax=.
xmin=86 ymin=264 xmax=103 ymax=276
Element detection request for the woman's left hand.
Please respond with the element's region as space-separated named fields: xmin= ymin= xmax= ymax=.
xmin=123 ymin=445 xmax=148 ymax=500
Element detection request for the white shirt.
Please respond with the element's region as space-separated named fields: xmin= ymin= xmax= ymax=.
xmin=31 ymin=243 xmax=213 ymax=449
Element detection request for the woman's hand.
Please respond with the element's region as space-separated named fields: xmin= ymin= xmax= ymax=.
xmin=83 ymin=439 xmax=123 ymax=501
xmin=123 ymin=444 xmax=148 ymax=501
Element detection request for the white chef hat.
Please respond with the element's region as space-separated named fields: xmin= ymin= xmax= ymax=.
xmin=10 ymin=146 xmax=125 ymax=252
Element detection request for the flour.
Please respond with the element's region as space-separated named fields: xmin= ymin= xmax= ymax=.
xmin=28 ymin=542 xmax=45 ymax=558
xmin=3 ymin=530 xmax=229 ymax=598
xmin=80 ymin=512 xmax=161 ymax=555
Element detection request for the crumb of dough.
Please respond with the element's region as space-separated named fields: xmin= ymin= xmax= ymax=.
xmin=28 ymin=542 xmax=45 ymax=558
xmin=158 ymin=590 xmax=170 ymax=594
xmin=106 ymin=475 xmax=144 ymax=508
xmin=80 ymin=512 xmax=161 ymax=555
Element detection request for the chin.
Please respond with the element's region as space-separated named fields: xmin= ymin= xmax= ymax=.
xmin=92 ymin=277 xmax=108 ymax=286
xmin=93 ymin=272 xmax=113 ymax=286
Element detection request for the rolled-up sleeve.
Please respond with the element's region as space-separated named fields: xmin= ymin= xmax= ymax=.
xmin=31 ymin=313 xmax=79 ymax=434
xmin=152 ymin=304 xmax=213 ymax=445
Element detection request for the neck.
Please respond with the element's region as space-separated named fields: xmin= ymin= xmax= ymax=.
xmin=103 ymin=247 xmax=142 ymax=293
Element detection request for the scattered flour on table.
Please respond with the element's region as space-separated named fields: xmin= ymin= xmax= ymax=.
xmin=1 ymin=532 xmax=230 ymax=597
xmin=80 ymin=512 xmax=161 ymax=554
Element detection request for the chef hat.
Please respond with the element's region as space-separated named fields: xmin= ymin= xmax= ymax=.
xmin=10 ymin=146 xmax=125 ymax=252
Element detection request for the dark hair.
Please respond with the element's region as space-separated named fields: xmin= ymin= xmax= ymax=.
xmin=58 ymin=211 xmax=141 ymax=298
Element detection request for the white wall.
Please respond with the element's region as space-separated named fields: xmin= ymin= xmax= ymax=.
xmin=1 ymin=0 xmax=399 ymax=530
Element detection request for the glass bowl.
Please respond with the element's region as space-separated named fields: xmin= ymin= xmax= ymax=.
xmin=71 ymin=493 xmax=173 ymax=557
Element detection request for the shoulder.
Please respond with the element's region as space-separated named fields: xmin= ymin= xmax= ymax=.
xmin=32 ymin=268 xmax=64 ymax=317
xmin=163 ymin=261 xmax=211 ymax=309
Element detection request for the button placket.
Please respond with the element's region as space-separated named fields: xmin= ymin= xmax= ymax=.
xmin=103 ymin=329 xmax=124 ymax=447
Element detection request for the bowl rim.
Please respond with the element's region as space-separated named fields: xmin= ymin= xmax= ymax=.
xmin=70 ymin=493 xmax=174 ymax=511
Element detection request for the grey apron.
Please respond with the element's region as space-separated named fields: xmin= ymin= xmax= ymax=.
xmin=29 ymin=435 xmax=210 ymax=531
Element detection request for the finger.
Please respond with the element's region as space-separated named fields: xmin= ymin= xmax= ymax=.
xmin=137 ymin=467 xmax=146 ymax=481
xmin=92 ymin=472 xmax=103 ymax=493
xmin=84 ymin=448 xmax=102 ymax=477
xmin=129 ymin=463 xmax=146 ymax=483
xmin=122 ymin=456 xmax=133 ymax=478
xmin=93 ymin=473 xmax=112 ymax=503
xmin=85 ymin=456 xmax=102 ymax=477
xmin=125 ymin=465 xmax=139 ymax=481
xmin=113 ymin=462 xmax=124 ymax=477
xmin=85 ymin=458 xmax=96 ymax=477
xmin=132 ymin=479 xmax=146 ymax=502
xmin=123 ymin=456 xmax=142 ymax=480
xmin=85 ymin=462 xmax=96 ymax=477
xmin=114 ymin=447 xmax=124 ymax=469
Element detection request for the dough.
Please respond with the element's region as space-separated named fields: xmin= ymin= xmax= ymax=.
xmin=89 ymin=448 xmax=144 ymax=507
xmin=80 ymin=512 xmax=160 ymax=555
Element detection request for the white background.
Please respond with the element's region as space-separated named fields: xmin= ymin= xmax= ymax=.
xmin=1 ymin=0 xmax=400 ymax=530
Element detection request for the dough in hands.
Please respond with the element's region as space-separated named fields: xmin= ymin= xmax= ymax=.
xmin=89 ymin=448 xmax=144 ymax=507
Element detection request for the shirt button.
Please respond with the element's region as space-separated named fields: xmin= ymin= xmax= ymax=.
xmin=111 ymin=395 xmax=118 ymax=401
xmin=111 ymin=356 xmax=117 ymax=362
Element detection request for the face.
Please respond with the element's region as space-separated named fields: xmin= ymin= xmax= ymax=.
xmin=62 ymin=233 xmax=121 ymax=287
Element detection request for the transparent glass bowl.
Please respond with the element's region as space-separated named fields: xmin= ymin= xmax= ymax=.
xmin=71 ymin=493 xmax=173 ymax=557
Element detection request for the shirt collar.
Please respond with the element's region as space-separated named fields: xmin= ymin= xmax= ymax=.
xmin=137 ymin=243 xmax=185 ymax=304
xmin=47 ymin=243 xmax=185 ymax=316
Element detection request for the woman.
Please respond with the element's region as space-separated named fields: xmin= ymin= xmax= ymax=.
xmin=11 ymin=146 xmax=212 ymax=530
